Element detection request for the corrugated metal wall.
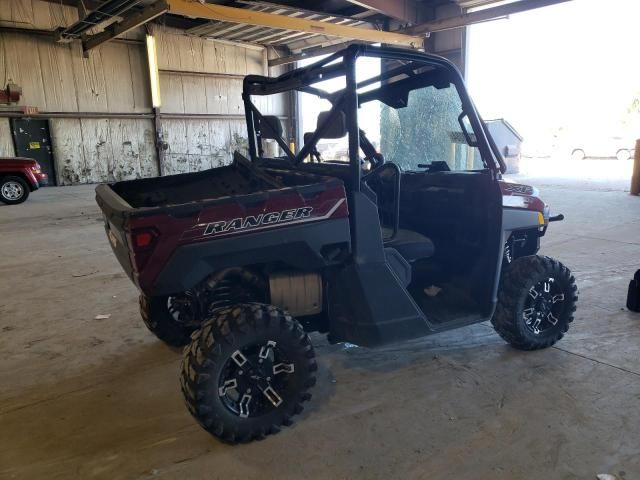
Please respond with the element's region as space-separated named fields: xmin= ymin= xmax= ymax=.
xmin=0 ymin=32 xmax=158 ymax=184
xmin=0 ymin=0 xmax=157 ymax=184
xmin=0 ymin=1 xmax=287 ymax=184
xmin=152 ymin=26 xmax=287 ymax=175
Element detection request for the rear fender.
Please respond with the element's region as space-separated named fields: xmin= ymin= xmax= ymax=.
xmin=150 ymin=218 xmax=351 ymax=296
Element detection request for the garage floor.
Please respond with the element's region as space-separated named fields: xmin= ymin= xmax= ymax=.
xmin=1 ymin=176 xmax=639 ymax=480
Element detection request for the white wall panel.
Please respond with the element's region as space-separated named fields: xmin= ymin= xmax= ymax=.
xmin=70 ymin=44 xmax=109 ymax=112
xmin=109 ymin=118 xmax=158 ymax=180
xmin=127 ymin=45 xmax=152 ymax=112
xmin=49 ymin=118 xmax=85 ymax=184
xmin=102 ymin=43 xmax=140 ymax=113
xmin=50 ymin=118 xmax=157 ymax=185
xmin=0 ymin=0 xmax=77 ymax=30
xmin=161 ymin=119 xmax=248 ymax=175
xmin=181 ymin=75 xmax=208 ymax=115
xmin=37 ymin=41 xmax=78 ymax=112
xmin=0 ymin=119 xmax=15 ymax=157
xmin=2 ymin=33 xmax=47 ymax=109
xmin=0 ymin=16 xmax=286 ymax=182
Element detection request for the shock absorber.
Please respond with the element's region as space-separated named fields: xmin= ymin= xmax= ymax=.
xmin=206 ymin=278 xmax=235 ymax=314
xmin=205 ymin=268 xmax=267 ymax=315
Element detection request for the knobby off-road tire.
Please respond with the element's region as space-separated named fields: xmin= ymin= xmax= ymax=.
xmin=139 ymin=294 xmax=195 ymax=347
xmin=181 ymin=303 xmax=316 ymax=443
xmin=492 ymin=255 xmax=578 ymax=350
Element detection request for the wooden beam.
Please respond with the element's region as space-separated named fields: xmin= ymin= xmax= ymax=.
xmin=405 ymin=0 xmax=573 ymax=35
xmin=167 ymin=0 xmax=423 ymax=48
xmin=345 ymin=0 xmax=419 ymax=23
xmin=83 ymin=1 xmax=169 ymax=52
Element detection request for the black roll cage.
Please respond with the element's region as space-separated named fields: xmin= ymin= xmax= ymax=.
xmin=242 ymin=43 xmax=506 ymax=192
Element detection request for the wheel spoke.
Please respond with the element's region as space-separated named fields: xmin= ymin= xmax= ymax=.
xmin=231 ymin=350 xmax=248 ymax=367
xmin=532 ymin=318 xmax=542 ymax=335
xmin=552 ymin=293 xmax=565 ymax=304
xmin=547 ymin=312 xmax=559 ymax=326
xmin=238 ymin=393 xmax=252 ymax=418
xmin=261 ymin=385 xmax=283 ymax=407
xmin=523 ymin=307 xmax=535 ymax=324
xmin=218 ymin=378 xmax=238 ymax=396
xmin=273 ymin=362 xmax=295 ymax=375
xmin=528 ymin=286 xmax=539 ymax=299
xmin=258 ymin=340 xmax=277 ymax=360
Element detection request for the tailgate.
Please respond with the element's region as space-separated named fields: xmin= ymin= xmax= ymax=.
xmin=95 ymin=184 xmax=136 ymax=283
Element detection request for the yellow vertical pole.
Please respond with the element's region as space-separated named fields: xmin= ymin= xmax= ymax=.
xmin=631 ymin=139 xmax=640 ymax=195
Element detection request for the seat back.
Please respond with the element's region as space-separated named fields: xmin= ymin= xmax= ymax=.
xmin=317 ymin=111 xmax=347 ymax=139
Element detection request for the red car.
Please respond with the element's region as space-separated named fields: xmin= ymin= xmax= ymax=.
xmin=0 ymin=157 xmax=48 ymax=204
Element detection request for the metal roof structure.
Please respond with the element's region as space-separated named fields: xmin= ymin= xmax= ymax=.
xmin=51 ymin=0 xmax=573 ymax=60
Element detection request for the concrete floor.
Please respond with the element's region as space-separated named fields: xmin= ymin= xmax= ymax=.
xmin=1 ymin=174 xmax=639 ymax=480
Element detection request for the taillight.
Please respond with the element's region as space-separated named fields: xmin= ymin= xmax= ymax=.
xmin=133 ymin=231 xmax=155 ymax=249
xmin=129 ymin=228 xmax=158 ymax=272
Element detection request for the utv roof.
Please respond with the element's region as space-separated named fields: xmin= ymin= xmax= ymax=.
xmin=243 ymin=44 xmax=464 ymax=97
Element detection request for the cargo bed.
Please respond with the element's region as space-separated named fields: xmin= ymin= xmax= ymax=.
xmin=94 ymin=153 xmax=350 ymax=294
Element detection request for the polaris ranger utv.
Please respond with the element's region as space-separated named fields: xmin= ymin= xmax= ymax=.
xmin=96 ymin=44 xmax=577 ymax=443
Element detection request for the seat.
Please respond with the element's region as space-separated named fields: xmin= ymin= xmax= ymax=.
xmin=382 ymin=227 xmax=435 ymax=263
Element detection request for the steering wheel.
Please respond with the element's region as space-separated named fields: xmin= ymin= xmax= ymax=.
xmin=365 ymin=151 xmax=385 ymax=170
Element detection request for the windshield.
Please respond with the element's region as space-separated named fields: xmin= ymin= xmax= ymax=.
xmin=371 ymin=83 xmax=483 ymax=171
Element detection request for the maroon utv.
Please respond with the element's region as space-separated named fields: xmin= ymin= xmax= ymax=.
xmin=96 ymin=44 xmax=577 ymax=443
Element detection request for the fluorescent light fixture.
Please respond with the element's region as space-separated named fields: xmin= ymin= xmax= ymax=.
xmin=146 ymin=34 xmax=161 ymax=108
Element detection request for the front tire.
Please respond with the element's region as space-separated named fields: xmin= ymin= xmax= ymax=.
xmin=492 ymin=255 xmax=578 ymax=350
xmin=139 ymin=294 xmax=196 ymax=347
xmin=181 ymin=303 xmax=316 ymax=443
xmin=0 ymin=176 xmax=30 ymax=205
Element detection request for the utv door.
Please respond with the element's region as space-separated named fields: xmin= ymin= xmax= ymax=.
xmin=341 ymin=53 xmax=504 ymax=337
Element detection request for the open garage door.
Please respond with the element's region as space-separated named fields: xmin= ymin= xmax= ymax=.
xmin=467 ymin=0 xmax=640 ymax=191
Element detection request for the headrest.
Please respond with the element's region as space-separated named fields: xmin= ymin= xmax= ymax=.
xmin=259 ymin=115 xmax=283 ymax=139
xmin=317 ymin=110 xmax=347 ymax=139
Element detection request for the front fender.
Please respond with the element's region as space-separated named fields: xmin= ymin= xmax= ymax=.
xmin=503 ymin=207 xmax=544 ymax=234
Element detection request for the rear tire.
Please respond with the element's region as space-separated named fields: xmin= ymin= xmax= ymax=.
xmin=492 ymin=255 xmax=578 ymax=350
xmin=139 ymin=294 xmax=196 ymax=347
xmin=0 ymin=176 xmax=29 ymax=205
xmin=181 ymin=303 xmax=316 ymax=443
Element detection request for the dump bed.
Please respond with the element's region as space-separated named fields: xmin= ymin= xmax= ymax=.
xmin=95 ymin=154 xmax=350 ymax=295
